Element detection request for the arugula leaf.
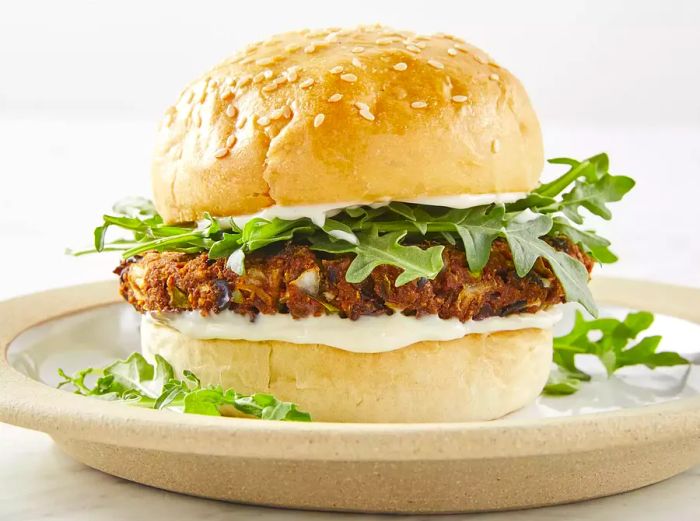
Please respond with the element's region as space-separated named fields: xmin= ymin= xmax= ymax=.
xmin=504 ymin=215 xmax=597 ymax=316
xmin=240 ymin=218 xmax=314 ymax=252
xmin=449 ymin=205 xmax=504 ymax=273
xmin=542 ymin=311 xmax=690 ymax=396
xmin=208 ymin=232 xmax=241 ymax=259
xmin=536 ymin=155 xmax=605 ymax=198
xmin=542 ymin=369 xmax=584 ymax=395
xmin=560 ymin=172 xmax=635 ymax=224
xmin=105 ymin=352 xmax=174 ymax=399
xmin=312 ymin=228 xmax=445 ymax=286
xmin=550 ymin=217 xmax=618 ymax=264
xmin=58 ymin=353 xmax=311 ymax=422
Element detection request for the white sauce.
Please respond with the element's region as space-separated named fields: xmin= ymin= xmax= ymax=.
xmin=225 ymin=248 xmax=245 ymax=275
xmin=327 ymin=229 xmax=359 ymax=244
xmin=226 ymin=192 xmax=527 ymax=228
xmin=147 ymin=305 xmax=563 ymax=353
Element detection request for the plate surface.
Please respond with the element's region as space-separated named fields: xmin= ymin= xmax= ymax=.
xmin=1 ymin=278 xmax=699 ymax=513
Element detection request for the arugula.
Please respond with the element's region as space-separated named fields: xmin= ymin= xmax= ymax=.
xmin=507 ymin=154 xmax=634 ymax=263
xmin=58 ymin=353 xmax=311 ymax=421
xmin=311 ymin=227 xmax=445 ymax=286
xmin=543 ymin=311 xmax=690 ymax=395
xmin=74 ymin=153 xmax=634 ymax=316
xmin=503 ymin=215 xmax=597 ymax=314
xmin=445 ymin=205 xmax=504 ymax=273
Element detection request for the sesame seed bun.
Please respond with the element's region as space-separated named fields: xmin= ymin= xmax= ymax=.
xmin=141 ymin=318 xmax=552 ymax=423
xmin=152 ymin=25 xmax=543 ymax=223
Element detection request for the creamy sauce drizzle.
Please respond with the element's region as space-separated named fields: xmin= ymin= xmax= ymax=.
xmin=223 ymin=192 xmax=527 ymax=228
xmin=147 ymin=305 xmax=563 ymax=353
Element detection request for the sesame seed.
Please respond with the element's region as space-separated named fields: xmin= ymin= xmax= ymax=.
xmin=270 ymin=108 xmax=285 ymax=120
xmin=489 ymin=73 xmax=500 ymax=81
xmin=256 ymin=57 xmax=274 ymax=66
xmin=406 ymin=44 xmax=421 ymax=53
xmin=447 ymin=48 xmax=458 ymax=56
xmin=354 ymin=101 xmax=369 ymax=111
xmin=304 ymin=44 xmax=316 ymax=54
xmin=351 ymin=46 xmax=365 ymax=53
xmin=416 ymin=41 xmax=427 ymax=49
xmin=299 ymin=78 xmax=314 ymax=88
xmin=225 ymin=104 xmax=237 ymax=118
xmin=314 ymin=113 xmax=325 ymax=127
xmin=411 ymin=101 xmax=428 ymax=109
xmin=428 ymin=59 xmax=445 ymax=70
xmin=253 ymin=72 xmax=266 ymax=84
xmin=286 ymin=68 xmax=299 ymax=83
xmin=415 ymin=34 xmax=431 ymax=41
xmin=257 ymin=116 xmax=271 ymax=127
xmin=273 ymin=75 xmax=287 ymax=86
xmin=236 ymin=116 xmax=247 ymax=129
xmin=226 ymin=135 xmax=237 ymax=148
xmin=285 ymin=43 xmax=301 ymax=53
xmin=240 ymin=57 xmax=253 ymax=65
xmin=393 ymin=62 xmax=408 ymax=71
xmin=330 ymin=65 xmax=344 ymax=74
xmin=453 ymin=43 xmax=468 ymax=53
xmin=238 ymin=75 xmax=252 ymax=87
xmin=282 ymin=105 xmax=292 ymax=118
xmin=220 ymin=88 xmax=234 ymax=100
xmin=492 ymin=139 xmax=501 ymax=153
xmin=214 ymin=148 xmax=229 ymax=158
xmin=261 ymin=83 xmax=278 ymax=93
xmin=186 ymin=91 xmax=195 ymax=103
xmin=451 ymin=95 xmax=468 ymax=103
xmin=328 ymin=93 xmax=343 ymax=102
xmin=358 ymin=108 xmax=375 ymax=121
xmin=340 ymin=73 xmax=358 ymax=83
xmin=351 ymin=57 xmax=362 ymax=68
xmin=376 ymin=37 xmax=393 ymax=45
xmin=263 ymin=69 xmax=273 ymax=79
xmin=475 ymin=54 xmax=488 ymax=64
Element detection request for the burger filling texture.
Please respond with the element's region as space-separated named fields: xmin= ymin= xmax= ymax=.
xmin=83 ymin=154 xmax=633 ymax=323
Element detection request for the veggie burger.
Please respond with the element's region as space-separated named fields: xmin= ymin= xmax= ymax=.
xmin=83 ymin=25 xmax=634 ymax=422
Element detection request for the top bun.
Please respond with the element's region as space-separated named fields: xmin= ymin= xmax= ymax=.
xmin=152 ymin=25 xmax=543 ymax=224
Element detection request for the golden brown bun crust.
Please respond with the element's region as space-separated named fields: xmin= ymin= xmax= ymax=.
xmin=141 ymin=319 xmax=552 ymax=423
xmin=152 ymin=26 xmax=543 ymax=223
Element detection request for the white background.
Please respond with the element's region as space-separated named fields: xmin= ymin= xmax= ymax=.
xmin=1 ymin=0 xmax=699 ymax=297
xmin=1 ymin=2 xmax=700 ymax=519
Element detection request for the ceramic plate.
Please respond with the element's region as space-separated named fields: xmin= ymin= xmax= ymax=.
xmin=1 ymin=278 xmax=699 ymax=513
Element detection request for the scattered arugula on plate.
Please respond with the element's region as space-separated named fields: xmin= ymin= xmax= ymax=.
xmin=58 ymin=353 xmax=310 ymax=421
xmin=543 ymin=311 xmax=690 ymax=395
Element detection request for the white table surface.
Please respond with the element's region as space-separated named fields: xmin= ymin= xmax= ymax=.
xmin=1 ymin=119 xmax=699 ymax=520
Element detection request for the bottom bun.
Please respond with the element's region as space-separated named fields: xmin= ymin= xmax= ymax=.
xmin=141 ymin=318 xmax=553 ymax=423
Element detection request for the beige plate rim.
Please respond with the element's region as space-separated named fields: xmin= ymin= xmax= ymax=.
xmin=1 ymin=278 xmax=699 ymax=462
